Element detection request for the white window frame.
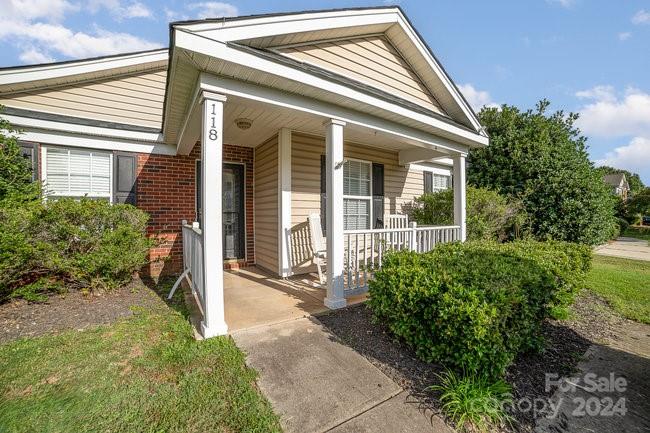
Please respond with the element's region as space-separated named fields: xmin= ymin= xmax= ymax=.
xmin=414 ymin=163 xmax=452 ymax=194
xmin=432 ymin=173 xmax=451 ymax=192
xmin=343 ymin=157 xmax=373 ymax=231
xmin=41 ymin=145 xmax=114 ymax=202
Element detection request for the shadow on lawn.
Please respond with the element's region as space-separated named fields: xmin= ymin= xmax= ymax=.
xmin=139 ymin=274 xmax=190 ymax=319
xmin=318 ymin=304 xmax=599 ymax=433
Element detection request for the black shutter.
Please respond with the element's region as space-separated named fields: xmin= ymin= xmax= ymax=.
xmin=195 ymin=160 xmax=202 ymax=225
xmin=372 ymin=163 xmax=384 ymax=229
xmin=320 ymin=154 xmax=326 ymax=234
xmin=423 ymin=171 xmax=433 ymax=194
xmin=113 ymin=152 xmax=137 ymax=205
xmin=18 ymin=142 xmax=38 ymax=181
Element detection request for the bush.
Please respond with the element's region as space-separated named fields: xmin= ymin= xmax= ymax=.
xmin=368 ymin=240 xmax=591 ymax=378
xmin=407 ymin=186 xmax=526 ymax=241
xmin=0 ymin=198 xmax=153 ymax=301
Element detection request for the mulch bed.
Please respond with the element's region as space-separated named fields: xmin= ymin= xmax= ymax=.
xmin=0 ymin=278 xmax=167 ymax=344
xmin=318 ymin=290 xmax=626 ymax=432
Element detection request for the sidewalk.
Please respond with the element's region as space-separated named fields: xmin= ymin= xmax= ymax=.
xmin=594 ymin=237 xmax=650 ymax=261
xmin=535 ymin=319 xmax=650 ymax=433
xmin=232 ymin=317 xmax=451 ymax=433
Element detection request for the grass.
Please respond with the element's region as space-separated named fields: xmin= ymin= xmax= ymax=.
xmin=0 ymin=288 xmax=281 ymax=433
xmin=586 ymin=255 xmax=650 ymax=324
xmin=622 ymin=226 xmax=650 ymax=244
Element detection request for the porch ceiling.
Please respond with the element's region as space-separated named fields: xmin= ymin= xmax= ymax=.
xmin=222 ymin=94 xmax=448 ymax=154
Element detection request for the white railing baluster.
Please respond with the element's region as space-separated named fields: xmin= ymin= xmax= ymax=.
xmin=342 ymin=224 xmax=461 ymax=294
xmin=180 ymin=221 xmax=205 ymax=313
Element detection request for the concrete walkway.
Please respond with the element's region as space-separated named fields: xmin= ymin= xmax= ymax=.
xmin=594 ymin=237 xmax=650 ymax=261
xmin=232 ymin=317 xmax=451 ymax=433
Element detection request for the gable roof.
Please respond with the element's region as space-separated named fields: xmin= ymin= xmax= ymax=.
xmin=170 ymin=6 xmax=483 ymax=134
xmin=603 ymin=173 xmax=629 ymax=189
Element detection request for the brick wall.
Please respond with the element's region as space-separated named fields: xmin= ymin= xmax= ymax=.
xmin=137 ymin=143 xmax=255 ymax=276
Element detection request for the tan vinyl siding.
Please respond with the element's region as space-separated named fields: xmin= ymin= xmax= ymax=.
xmin=0 ymin=69 xmax=166 ymax=128
xmin=289 ymin=132 xmax=425 ymax=274
xmin=278 ymin=35 xmax=446 ymax=116
xmin=254 ymin=134 xmax=279 ymax=274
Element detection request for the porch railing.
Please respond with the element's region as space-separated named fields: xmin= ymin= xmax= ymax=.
xmin=181 ymin=221 xmax=205 ymax=313
xmin=342 ymin=223 xmax=460 ymax=295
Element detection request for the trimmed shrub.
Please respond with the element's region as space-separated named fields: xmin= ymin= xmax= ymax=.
xmin=407 ymin=187 xmax=527 ymax=242
xmin=0 ymin=198 xmax=154 ymax=301
xmin=368 ymin=240 xmax=591 ymax=378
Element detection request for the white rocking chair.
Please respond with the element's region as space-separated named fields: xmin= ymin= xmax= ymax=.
xmin=308 ymin=213 xmax=327 ymax=285
xmin=385 ymin=214 xmax=409 ymax=229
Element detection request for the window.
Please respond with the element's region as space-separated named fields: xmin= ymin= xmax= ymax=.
xmin=343 ymin=159 xmax=372 ymax=230
xmin=43 ymin=146 xmax=112 ymax=200
xmin=423 ymin=171 xmax=451 ymax=193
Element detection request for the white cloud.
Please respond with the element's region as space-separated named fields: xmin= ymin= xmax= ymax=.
xmin=187 ymin=2 xmax=239 ymax=19
xmin=576 ymin=86 xmax=650 ymax=138
xmin=545 ymin=0 xmax=575 ymax=9
xmin=86 ymin=0 xmax=153 ymax=20
xmin=618 ymin=32 xmax=632 ymax=41
xmin=18 ymin=46 xmax=55 ymax=64
xmin=458 ymin=84 xmax=499 ymax=111
xmin=632 ymin=9 xmax=650 ymax=25
xmin=596 ymin=137 xmax=650 ymax=176
xmin=575 ymin=85 xmax=617 ymax=103
xmin=0 ymin=20 xmax=160 ymax=60
xmin=0 ymin=0 xmax=160 ymax=63
xmin=1 ymin=0 xmax=78 ymax=22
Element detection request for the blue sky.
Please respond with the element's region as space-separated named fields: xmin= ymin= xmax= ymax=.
xmin=1 ymin=0 xmax=649 ymax=183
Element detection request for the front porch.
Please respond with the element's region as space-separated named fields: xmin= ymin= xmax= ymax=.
xmin=177 ymin=79 xmax=472 ymax=337
xmin=223 ymin=266 xmax=367 ymax=332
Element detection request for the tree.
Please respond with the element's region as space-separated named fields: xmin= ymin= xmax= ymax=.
xmin=0 ymin=107 xmax=39 ymax=202
xmin=627 ymin=187 xmax=650 ymax=219
xmin=407 ymin=186 xmax=527 ymax=241
xmin=468 ymin=100 xmax=618 ymax=245
xmin=596 ymin=166 xmax=645 ymax=196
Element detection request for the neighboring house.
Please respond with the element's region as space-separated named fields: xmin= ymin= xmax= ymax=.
xmin=603 ymin=173 xmax=630 ymax=200
xmin=0 ymin=7 xmax=487 ymax=337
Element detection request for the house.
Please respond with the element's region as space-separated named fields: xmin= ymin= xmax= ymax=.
xmin=603 ymin=173 xmax=630 ymax=200
xmin=0 ymin=7 xmax=488 ymax=337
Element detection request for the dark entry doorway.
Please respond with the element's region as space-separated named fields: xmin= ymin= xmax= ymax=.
xmin=222 ymin=163 xmax=245 ymax=260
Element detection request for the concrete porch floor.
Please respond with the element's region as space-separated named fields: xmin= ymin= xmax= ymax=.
xmin=224 ymin=266 xmax=367 ymax=332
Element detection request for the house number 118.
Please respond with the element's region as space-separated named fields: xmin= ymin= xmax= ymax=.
xmin=209 ymin=103 xmax=218 ymax=141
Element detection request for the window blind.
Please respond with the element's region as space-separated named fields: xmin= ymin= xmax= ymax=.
xmin=45 ymin=147 xmax=111 ymax=199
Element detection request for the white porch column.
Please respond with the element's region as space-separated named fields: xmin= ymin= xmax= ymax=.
xmin=200 ymin=91 xmax=228 ymax=338
xmin=278 ymin=128 xmax=292 ymax=277
xmin=452 ymin=154 xmax=467 ymax=242
xmin=324 ymin=119 xmax=347 ymax=309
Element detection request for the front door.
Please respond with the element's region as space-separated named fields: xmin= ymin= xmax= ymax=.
xmin=222 ymin=163 xmax=245 ymax=260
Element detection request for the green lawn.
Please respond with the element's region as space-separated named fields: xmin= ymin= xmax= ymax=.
xmin=623 ymin=226 xmax=650 ymax=244
xmin=586 ymin=255 xmax=650 ymax=324
xmin=0 ymin=293 xmax=281 ymax=433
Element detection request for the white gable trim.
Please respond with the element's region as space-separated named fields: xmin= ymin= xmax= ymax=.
xmin=175 ymin=8 xmax=398 ymax=37
xmin=174 ymin=31 xmax=487 ymax=148
xmin=173 ymin=7 xmax=482 ymax=133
